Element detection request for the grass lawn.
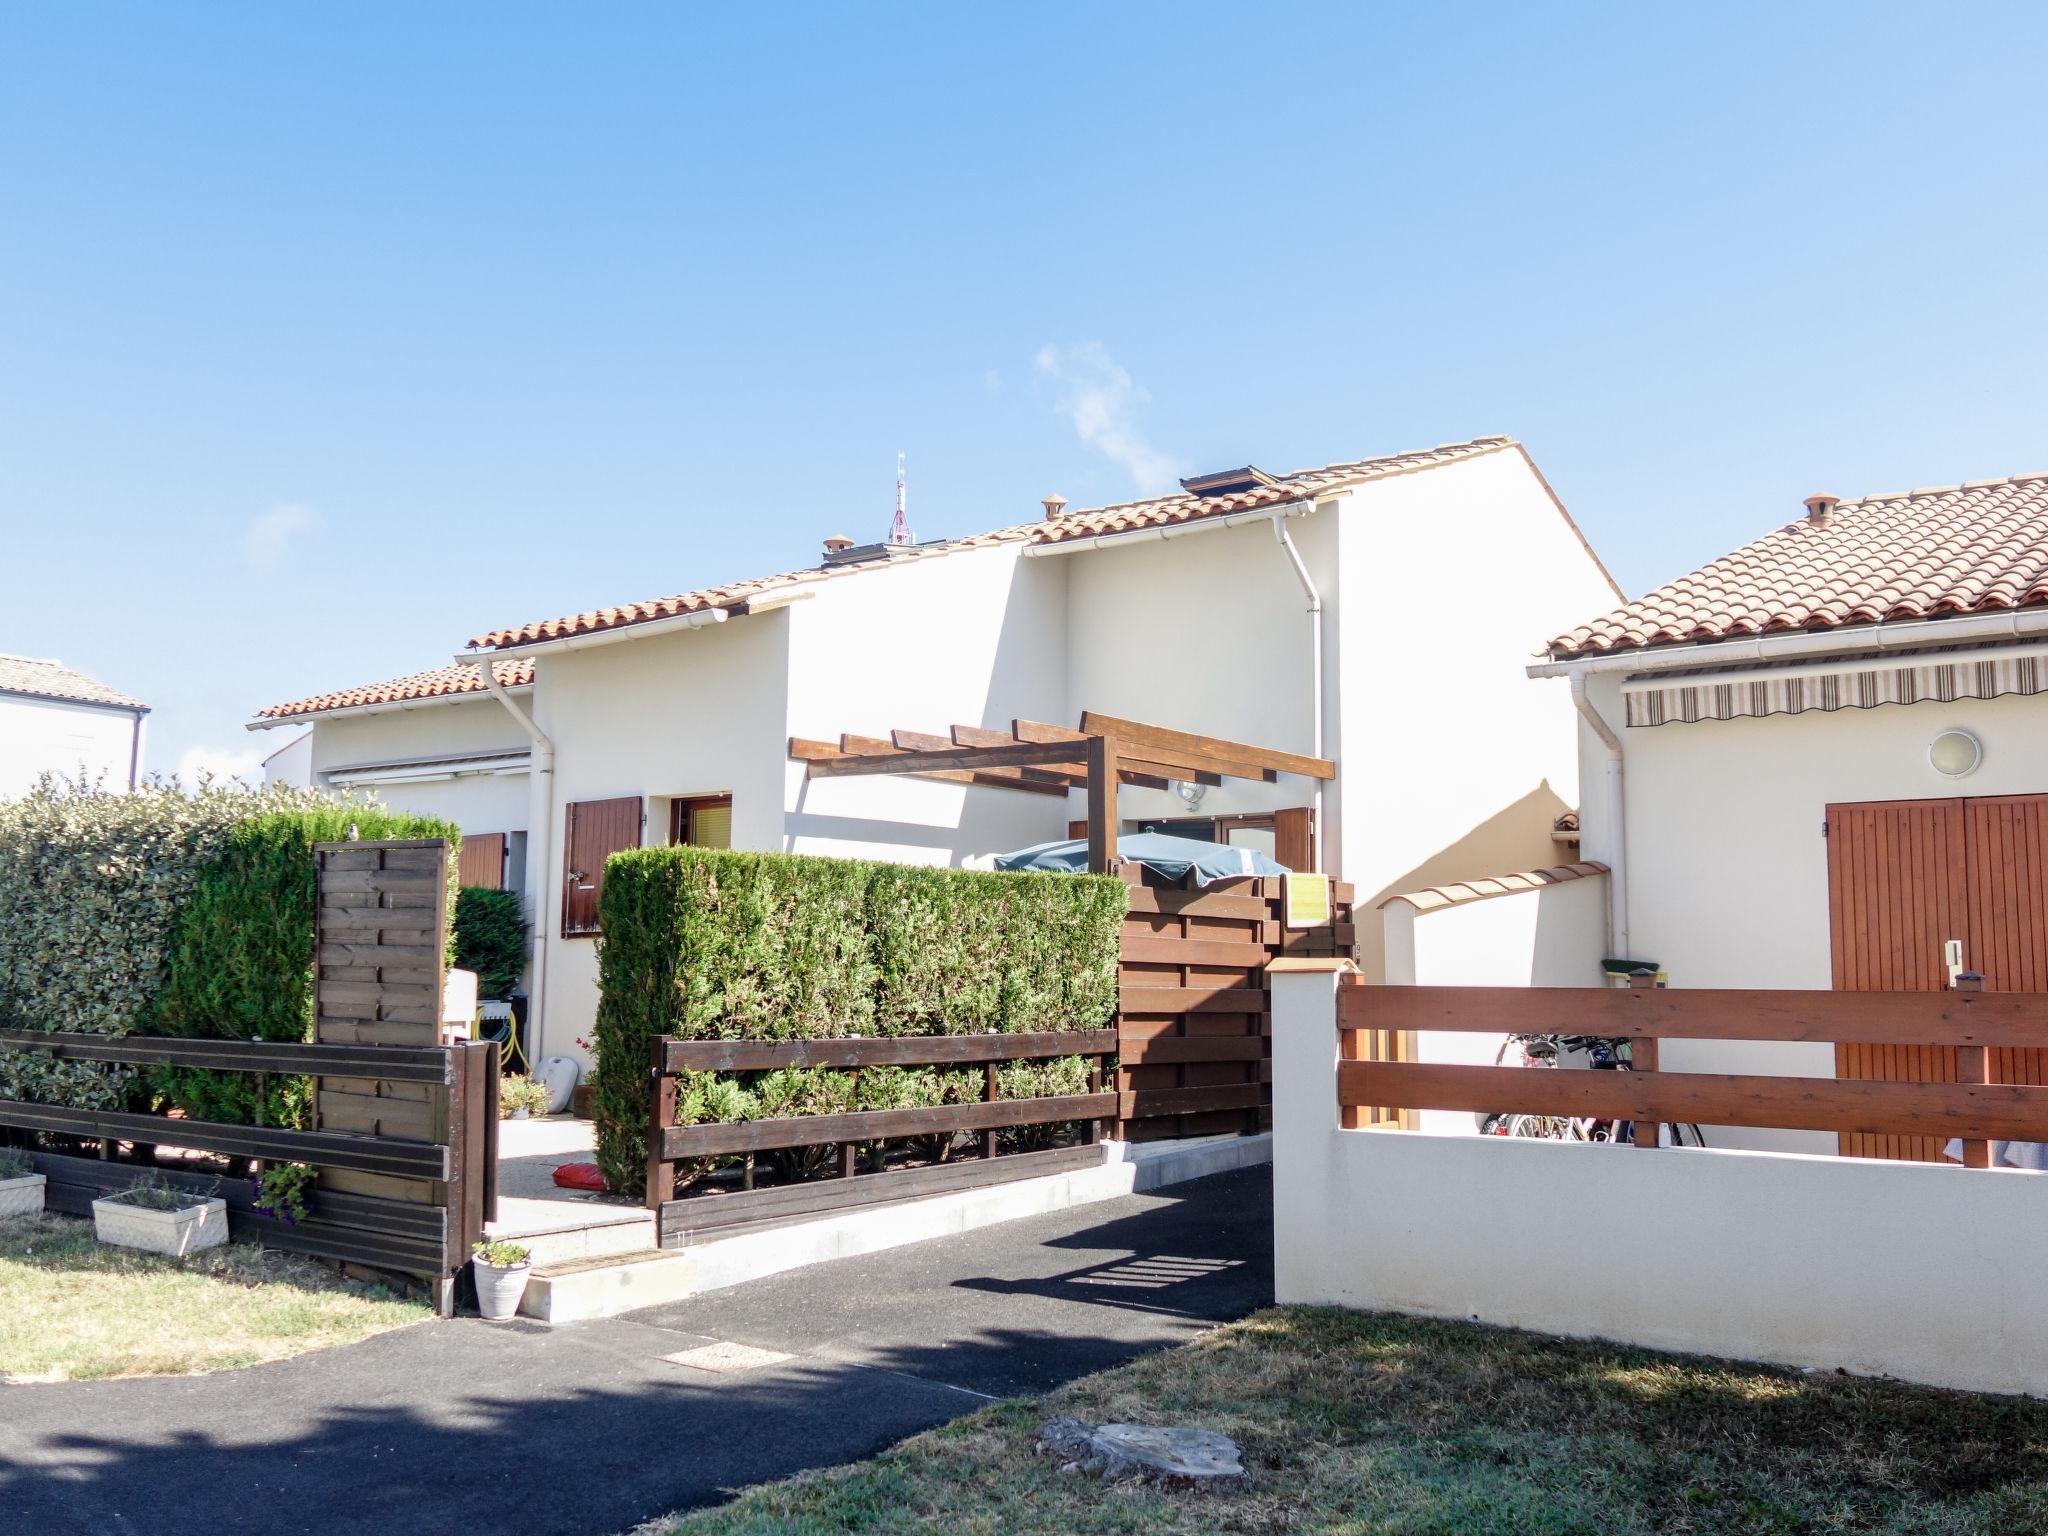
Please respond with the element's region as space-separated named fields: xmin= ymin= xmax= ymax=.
xmin=0 ymin=1211 xmax=429 ymax=1381
xmin=649 ymin=1306 xmax=2048 ymax=1535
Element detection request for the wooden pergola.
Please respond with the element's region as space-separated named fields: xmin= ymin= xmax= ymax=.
xmin=790 ymin=711 xmax=1336 ymax=873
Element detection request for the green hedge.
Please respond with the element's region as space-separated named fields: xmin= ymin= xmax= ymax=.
xmin=0 ymin=777 xmax=456 ymax=1122
xmin=454 ymin=886 xmax=529 ymax=1000
xmin=592 ymin=848 xmax=1126 ymax=1194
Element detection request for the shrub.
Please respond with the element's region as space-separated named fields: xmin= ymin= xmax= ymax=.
xmin=0 ymin=776 xmax=456 ymax=1123
xmin=454 ymin=887 xmax=529 ymax=1000
xmin=591 ymin=847 xmax=1125 ymax=1194
xmin=498 ymin=1075 xmax=553 ymax=1118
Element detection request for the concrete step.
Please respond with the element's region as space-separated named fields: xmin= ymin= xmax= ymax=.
xmin=487 ymin=1196 xmax=657 ymax=1267
xmin=522 ymin=1247 xmax=700 ymax=1322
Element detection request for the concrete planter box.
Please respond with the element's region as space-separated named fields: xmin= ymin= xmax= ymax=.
xmin=92 ymin=1194 xmax=229 ymax=1257
xmin=0 ymin=1173 xmax=45 ymax=1219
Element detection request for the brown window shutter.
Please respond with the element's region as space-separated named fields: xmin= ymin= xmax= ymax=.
xmin=1067 ymin=819 xmax=1088 ymax=841
xmin=1273 ymin=807 xmax=1315 ymax=872
xmin=562 ymin=796 xmax=643 ymax=937
xmin=458 ymin=832 xmax=507 ymax=890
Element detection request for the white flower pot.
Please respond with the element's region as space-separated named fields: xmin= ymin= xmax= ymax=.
xmin=472 ymin=1257 xmax=532 ymax=1320
xmin=92 ymin=1195 xmax=229 ymax=1257
xmin=0 ymin=1173 xmax=46 ymax=1219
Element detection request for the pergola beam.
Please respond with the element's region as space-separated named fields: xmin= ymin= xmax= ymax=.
xmin=941 ymin=725 xmax=1170 ymax=791
xmin=1010 ymin=720 xmax=1223 ymax=786
xmin=1078 ymin=711 xmax=1334 ymax=781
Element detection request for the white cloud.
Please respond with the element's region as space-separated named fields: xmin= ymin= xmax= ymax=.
xmin=1034 ymin=343 xmax=1185 ymax=493
xmin=175 ymin=744 xmax=266 ymax=789
xmin=245 ymin=502 xmax=320 ymax=570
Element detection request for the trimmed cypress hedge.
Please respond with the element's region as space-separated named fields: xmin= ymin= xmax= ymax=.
xmin=0 ymin=777 xmax=456 ymax=1124
xmin=592 ymin=847 xmax=1125 ymax=1194
xmin=454 ymin=886 xmax=529 ymax=1000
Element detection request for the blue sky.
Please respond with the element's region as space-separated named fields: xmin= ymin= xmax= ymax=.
xmin=4 ymin=3 xmax=2045 ymax=778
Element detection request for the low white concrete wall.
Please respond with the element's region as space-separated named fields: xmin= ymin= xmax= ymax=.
xmin=1272 ymin=966 xmax=2048 ymax=1398
xmin=1381 ymin=873 xmax=1608 ymax=1135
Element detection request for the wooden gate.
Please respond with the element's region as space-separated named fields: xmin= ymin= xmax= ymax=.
xmin=1828 ymin=794 xmax=2048 ymax=1160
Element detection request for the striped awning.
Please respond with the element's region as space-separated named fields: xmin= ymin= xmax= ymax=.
xmin=1623 ymin=645 xmax=2048 ymax=728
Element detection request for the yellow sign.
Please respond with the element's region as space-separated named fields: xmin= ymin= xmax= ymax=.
xmin=1284 ymin=872 xmax=1331 ymax=929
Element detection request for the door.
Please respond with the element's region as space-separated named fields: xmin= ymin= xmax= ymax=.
xmin=1827 ymin=794 xmax=2048 ymax=1159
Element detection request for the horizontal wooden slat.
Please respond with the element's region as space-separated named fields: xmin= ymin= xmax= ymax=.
xmin=658 ymin=1144 xmax=1108 ymax=1245
xmin=1078 ymin=711 xmax=1334 ymax=780
xmin=1117 ymin=985 xmax=1267 ymax=1015
xmin=1344 ymin=984 xmax=2048 ymax=1048
xmin=663 ymin=1092 xmax=1116 ymax=1159
xmin=659 ymin=1029 xmax=1117 ymax=1074
xmin=1122 ymin=888 xmax=1275 ymax=921
xmin=0 ymin=1028 xmax=450 ymax=1081
xmin=1119 ymin=937 xmax=1270 ymax=968
xmin=1341 ymin=1060 xmax=2048 ymax=1142
xmin=1118 ymin=1035 xmax=1267 ymax=1066
xmin=0 ymin=1099 xmax=447 ymax=1179
xmin=1118 ymin=1083 xmax=1269 ymax=1118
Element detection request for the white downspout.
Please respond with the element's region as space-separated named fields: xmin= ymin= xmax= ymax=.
xmin=465 ymin=653 xmax=555 ymax=1063
xmin=1271 ymin=511 xmax=1327 ymax=874
xmin=1569 ymin=669 xmax=1628 ymax=962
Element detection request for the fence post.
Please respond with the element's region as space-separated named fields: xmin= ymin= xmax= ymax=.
xmin=646 ymin=1037 xmax=677 ymax=1209
xmin=1628 ymin=970 xmax=1661 ymax=1149
xmin=1956 ymin=972 xmax=1992 ymax=1170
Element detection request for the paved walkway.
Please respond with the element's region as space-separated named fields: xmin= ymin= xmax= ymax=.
xmin=0 ymin=1165 xmax=1273 ymax=1535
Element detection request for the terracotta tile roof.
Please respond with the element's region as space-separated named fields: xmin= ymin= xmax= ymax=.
xmin=0 ymin=653 xmax=146 ymax=711
xmin=1378 ymin=861 xmax=1608 ymax=913
xmin=1550 ymin=471 xmax=2048 ymax=659
xmin=468 ymin=436 xmax=1519 ymax=651
xmin=254 ymin=659 xmax=533 ymax=721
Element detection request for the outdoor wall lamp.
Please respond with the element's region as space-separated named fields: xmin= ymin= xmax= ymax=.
xmin=1929 ymin=728 xmax=1983 ymax=779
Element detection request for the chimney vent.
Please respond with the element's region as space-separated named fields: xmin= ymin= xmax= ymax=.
xmin=1803 ymin=494 xmax=1840 ymax=527
xmin=822 ymin=535 xmax=855 ymax=556
xmin=1041 ymin=493 xmax=1068 ymax=521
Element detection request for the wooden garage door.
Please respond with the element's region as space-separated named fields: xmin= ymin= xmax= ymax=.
xmin=1828 ymin=794 xmax=2048 ymax=1160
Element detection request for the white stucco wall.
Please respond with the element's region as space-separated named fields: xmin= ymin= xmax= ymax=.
xmin=1 ymin=694 xmax=143 ymax=796
xmin=1272 ymin=966 xmax=2048 ymax=1399
xmin=1380 ymin=875 xmax=1610 ymax=1134
xmin=297 ymin=697 xmax=534 ymax=838
xmin=1336 ymin=449 xmax=1621 ymax=976
xmin=782 ymin=543 xmax=1072 ymax=864
xmin=261 ymin=730 xmax=313 ymax=788
xmin=1573 ymin=671 xmax=2048 ymax=1152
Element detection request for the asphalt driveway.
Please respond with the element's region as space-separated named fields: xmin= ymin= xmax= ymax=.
xmin=0 ymin=1163 xmax=1273 ymax=1535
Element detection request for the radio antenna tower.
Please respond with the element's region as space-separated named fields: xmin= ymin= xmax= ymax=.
xmin=888 ymin=451 xmax=914 ymax=546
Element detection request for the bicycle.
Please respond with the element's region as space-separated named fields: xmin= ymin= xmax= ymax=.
xmin=1480 ymin=1031 xmax=1705 ymax=1148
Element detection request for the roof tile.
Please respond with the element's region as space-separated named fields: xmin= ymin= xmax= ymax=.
xmin=254 ymin=659 xmax=533 ymax=721
xmin=0 ymin=654 xmax=146 ymax=711
xmin=1552 ymin=473 xmax=2048 ymax=658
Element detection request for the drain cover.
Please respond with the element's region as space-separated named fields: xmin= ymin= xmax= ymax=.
xmin=662 ymin=1341 xmax=794 ymax=1374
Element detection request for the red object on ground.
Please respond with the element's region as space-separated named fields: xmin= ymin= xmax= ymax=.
xmin=552 ymin=1161 xmax=607 ymax=1192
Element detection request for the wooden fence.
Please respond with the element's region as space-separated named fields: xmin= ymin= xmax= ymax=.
xmin=1 ymin=1031 xmax=497 ymax=1310
xmin=1117 ymin=873 xmax=1356 ymax=1140
xmin=646 ymin=1029 xmax=1118 ymax=1247
xmin=1338 ymin=974 xmax=2048 ymax=1161
xmin=0 ymin=836 xmax=497 ymax=1313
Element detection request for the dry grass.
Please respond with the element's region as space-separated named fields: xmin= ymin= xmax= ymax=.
xmin=650 ymin=1307 xmax=2048 ymax=1535
xmin=0 ymin=1211 xmax=429 ymax=1381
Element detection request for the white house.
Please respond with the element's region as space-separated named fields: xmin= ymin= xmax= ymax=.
xmin=0 ymin=653 xmax=149 ymax=798
xmin=249 ymin=435 xmax=1620 ymax=1065
xmin=1532 ymin=469 xmax=2048 ymax=1155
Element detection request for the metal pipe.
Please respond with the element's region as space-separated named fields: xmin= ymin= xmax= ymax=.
xmin=1569 ymin=670 xmax=1627 ymax=962
xmin=467 ymin=653 xmax=556 ymax=1064
xmin=1270 ymin=513 xmax=1327 ymax=875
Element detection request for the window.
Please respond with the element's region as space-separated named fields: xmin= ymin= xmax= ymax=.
xmin=562 ymin=796 xmax=644 ymax=937
xmin=669 ymin=794 xmax=733 ymax=849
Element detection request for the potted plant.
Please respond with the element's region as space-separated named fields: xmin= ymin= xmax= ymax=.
xmin=92 ymin=1173 xmax=228 ymax=1257
xmin=498 ymin=1075 xmax=553 ymax=1121
xmin=0 ymin=1148 xmax=45 ymax=1219
xmin=471 ymin=1239 xmax=532 ymax=1319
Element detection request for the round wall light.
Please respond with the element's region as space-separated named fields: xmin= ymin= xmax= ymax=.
xmin=1929 ymin=728 xmax=1983 ymax=779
